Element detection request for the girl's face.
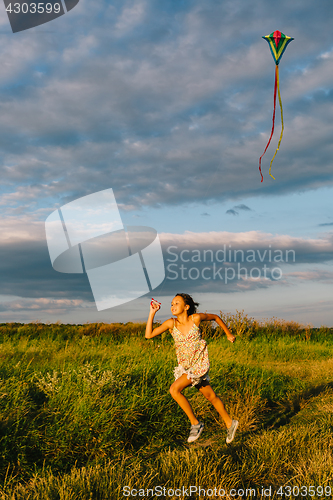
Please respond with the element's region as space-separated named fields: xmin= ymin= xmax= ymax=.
xmin=171 ymin=296 xmax=188 ymax=316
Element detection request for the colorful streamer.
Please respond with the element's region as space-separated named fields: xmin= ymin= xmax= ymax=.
xmin=259 ymin=30 xmax=294 ymax=182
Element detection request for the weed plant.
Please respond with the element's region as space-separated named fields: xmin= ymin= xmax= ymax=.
xmin=0 ymin=314 xmax=332 ymax=499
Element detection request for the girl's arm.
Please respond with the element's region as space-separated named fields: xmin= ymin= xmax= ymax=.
xmin=145 ymin=303 xmax=173 ymax=339
xmin=196 ymin=313 xmax=236 ymax=343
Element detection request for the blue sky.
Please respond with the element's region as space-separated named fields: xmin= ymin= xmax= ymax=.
xmin=0 ymin=0 xmax=332 ymax=326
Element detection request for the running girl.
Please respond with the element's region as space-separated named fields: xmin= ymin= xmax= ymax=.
xmin=145 ymin=293 xmax=238 ymax=444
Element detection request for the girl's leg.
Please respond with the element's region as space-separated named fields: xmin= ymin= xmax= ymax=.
xmin=199 ymin=384 xmax=232 ymax=429
xmin=170 ymin=374 xmax=199 ymax=425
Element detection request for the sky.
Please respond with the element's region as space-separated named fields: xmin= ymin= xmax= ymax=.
xmin=0 ymin=0 xmax=332 ymax=326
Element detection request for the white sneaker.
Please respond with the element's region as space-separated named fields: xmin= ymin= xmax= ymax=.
xmin=187 ymin=421 xmax=204 ymax=443
xmin=226 ymin=420 xmax=239 ymax=444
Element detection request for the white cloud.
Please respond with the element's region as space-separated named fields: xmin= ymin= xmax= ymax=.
xmin=0 ymin=216 xmax=44 ymax=242
xmin=114 ymin=1 xmax=146 ymax=37
xmin=286 ymin=270 xmax=333 ymax=283
xmin=160 ymin=230 xmax=333 ymax=255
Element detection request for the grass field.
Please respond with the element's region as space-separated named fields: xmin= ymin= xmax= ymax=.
xmin=0 ymin=313 xmax=332 ymax=499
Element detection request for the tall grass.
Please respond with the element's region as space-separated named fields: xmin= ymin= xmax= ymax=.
xmin=0 ymin=315 xmax=332 ymax=499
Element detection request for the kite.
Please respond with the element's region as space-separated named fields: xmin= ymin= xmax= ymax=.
xmin=259 ymin=30 xmax=294 ymax=182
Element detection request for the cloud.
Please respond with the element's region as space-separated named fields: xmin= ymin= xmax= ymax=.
xmin=0 ymin=211 xmax=331 ymax=322
xmin=0 ymin=0 xmax=332 ymax=213
xmin=159 ymin=231 xmax=333 ymax=273
xmin=0 ymin=297 xmax=87 ymax=313
xmin=286 ymin=270 xmax=333 ymax=283
xmin=0 ymin=296 xmax=94 ymax=323
xmin=234 ymin=204 xmax=252 ymax=211
xmin=0 ymin=217 xmax=93 ymax=301
xmin=113 ymin=1 xmax=147 ymax=37
xmin=226 ymin=204 xmax=252 ymax=216
xmin=1 ymin=219 xmax=332 ymax=302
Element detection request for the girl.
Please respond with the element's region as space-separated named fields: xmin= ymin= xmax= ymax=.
xmin=145 ymin=293 xmax=238 ymax=444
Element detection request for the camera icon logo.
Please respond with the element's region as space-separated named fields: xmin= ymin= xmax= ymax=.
xmin=3 ymin=0 xmax=80 ymax=33
xmin=45 ymin=189 xmax=165 ymax=310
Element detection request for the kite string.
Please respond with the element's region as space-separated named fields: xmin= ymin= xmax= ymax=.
xmin=269 ymin=65 xmax=284 ymax=180
xmin=259 ymin=64 xmax=278 ymax=182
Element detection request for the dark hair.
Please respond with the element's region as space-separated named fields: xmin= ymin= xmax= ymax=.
xmin=175 ymin=293 xmax=199 ymax=316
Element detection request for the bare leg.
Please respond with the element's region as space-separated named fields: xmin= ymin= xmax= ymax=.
xmin=169 ymin=374 xmax=199 ymax=425
xmin=199 ymin=384 xmax=233 ymax=428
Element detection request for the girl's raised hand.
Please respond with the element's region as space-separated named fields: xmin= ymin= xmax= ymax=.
xmin=150 ymin=298 xmax=161 ymax=314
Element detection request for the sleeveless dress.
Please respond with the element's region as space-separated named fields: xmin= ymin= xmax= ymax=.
xmin=170 ymin=317 xmax=210 ymax=387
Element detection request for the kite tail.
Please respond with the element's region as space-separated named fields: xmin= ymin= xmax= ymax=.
xmin=259 ymin=64 xmax=278 ymax=182
xmin=269 ymin=65 xmax=284 ymax=180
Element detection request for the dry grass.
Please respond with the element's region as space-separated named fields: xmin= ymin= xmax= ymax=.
xmin=0 ymin=320 xmax=333 ymax=499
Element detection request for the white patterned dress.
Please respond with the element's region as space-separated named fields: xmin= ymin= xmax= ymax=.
xmin=170 ymin=317 xmax=210 ymax=387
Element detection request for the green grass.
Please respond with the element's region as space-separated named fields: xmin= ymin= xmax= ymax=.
xmin=0 ymin=317 xmax=332 ymax=499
